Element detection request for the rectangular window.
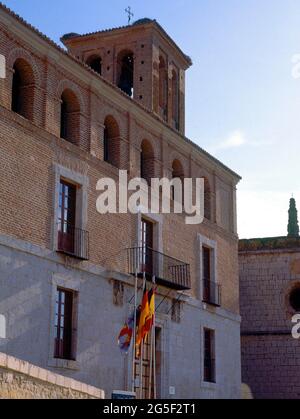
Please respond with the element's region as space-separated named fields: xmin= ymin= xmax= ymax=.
xmin=54 ymin=287 xmax=78 ymax=361
xmin=202 ymin=247 xmax=211 ymax=302
xmin=57 ymin=180 xmax=77 ymax=255
xmin=204 ymin=329 xmax=216 ymax=383
xmin=202 ymin=247 xmax=211 ymax=280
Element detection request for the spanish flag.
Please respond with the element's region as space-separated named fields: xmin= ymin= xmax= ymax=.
xmin=144 ymin=288 xmax=155 ymax=335
xmin=136 ymin=286 xmax=150 ymax=348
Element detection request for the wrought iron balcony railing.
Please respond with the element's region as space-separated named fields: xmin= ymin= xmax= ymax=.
xmin=202 ymin=279 xmax=221 ymax=307
xmin=57 ymin=222 xmax=89 ymax=261
xmin=127 ymin=247 xmax=191 ymax=291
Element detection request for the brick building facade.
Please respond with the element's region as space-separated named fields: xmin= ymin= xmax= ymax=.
xmin=0 ymin=3 xmax=241 ymax=399
xmin=240 ymin=199 xmax=300 ymax=399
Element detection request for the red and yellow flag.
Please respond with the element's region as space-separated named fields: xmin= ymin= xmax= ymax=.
xmin=144 ymin=288 xmax=155 ymax=335
xmin=136 ymin=287 xmax=150 ymax=348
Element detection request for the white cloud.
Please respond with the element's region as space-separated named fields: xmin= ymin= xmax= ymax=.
xmin=208 ymin=130 xmax=272 ymax=154
xmin=209 ymin=130 xmax=247 ymax=153
xmin=221 ymin=130 xmax=247 ymax=149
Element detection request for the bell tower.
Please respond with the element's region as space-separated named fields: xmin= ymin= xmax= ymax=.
xmin=61 ymin=18 xmax=192 ymax=135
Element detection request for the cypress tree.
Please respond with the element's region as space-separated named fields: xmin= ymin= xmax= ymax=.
xmin=288 ymin=197 xmax=299 ymax=238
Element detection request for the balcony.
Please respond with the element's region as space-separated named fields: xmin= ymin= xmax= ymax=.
xmin=57 ymin=222 xmax=89 ymax=261
xmin=202 ymin=280 xmax=221 ymax=307
xmin=127 ymin=247 xmax=191 ymax=291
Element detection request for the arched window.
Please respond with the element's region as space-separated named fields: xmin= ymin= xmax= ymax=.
xmin=86 ymin=55 xmax=102 ymax=75
xmin=171 ymin=69 xmax=179 ymax=130
xmin=172 ymin=159 xmax=184 ymax=180
xmin=140 ymin=140 xmax=155 ymax=185
xmin=204 ymin=178 xmax=212 ymax=220
xmin=117 ymin=50 xmax=134 ymax=97
xmin=60 ymin=89 xmax=80 ymax=145
xmin=11 ymin=58 xmax=34 ymax=121
xmin=172 ymin=159 xmax=184 ymax=203
xmin=289 ymin=287 xmax=300 ymax=312
xmin=103 ymin=116 xmax=120 ymax=168
xmin=159 ymin=56 xmax=168 ymax=121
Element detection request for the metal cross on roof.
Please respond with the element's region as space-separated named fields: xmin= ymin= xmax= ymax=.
xmin=125 ymin=6 xmax=134 ymax=25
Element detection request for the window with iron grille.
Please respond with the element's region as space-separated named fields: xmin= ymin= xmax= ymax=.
xmin=204 ymin=328 xmax=216 ymax=383
xmin=54 ymin=287 xmax=78 ymax=361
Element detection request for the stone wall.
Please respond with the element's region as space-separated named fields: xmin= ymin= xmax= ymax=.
xmin=0 ymin=353 xmax=104 ymax=399
xmin=240 ymin=249 xmax=300 ymax=334
xmin=239 ymin=247 xmax=300 ymax=399
xmin=0 ymin=238 xmax=241 ymax=399
xmin=241 ymin=335 xmax=300 ymax=399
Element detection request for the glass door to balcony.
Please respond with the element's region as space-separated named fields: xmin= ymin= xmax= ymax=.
xmin=203 ymin=247 xmax=211 ymax=302
xmin=58 ymin=180 xmax=77 ymax=255
xmin=141 ymin=219 xmax=154 ymax=276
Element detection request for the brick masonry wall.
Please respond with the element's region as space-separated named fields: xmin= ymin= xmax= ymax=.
xmin=0 ymin=6 xmax=240 ymax=313
xmin=63 ymin=24 xmax=187 ymax=135
xmin=0 ymin=353 xmax=104 ymax=399
xmin=240 ymin=249 xmax=300 ymax=399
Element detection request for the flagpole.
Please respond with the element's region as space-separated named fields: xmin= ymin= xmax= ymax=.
xmin=139 ymin=272 xmax=146 ymax=399
xmin=139 ymin=335 xmax=144 ymax=399
xmin=148 ymin=324 xmax=154 ymax=399
xmin=153 ymin=276 xmax=157 ymax=400
xmin=131 ymin=270 xmax=138 ymax=393
xmin=148 ymin=276 xmax=156 ymax=399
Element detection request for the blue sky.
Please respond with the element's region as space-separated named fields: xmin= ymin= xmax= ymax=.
xmin=3 ymin=0 xmax=300 ymax=238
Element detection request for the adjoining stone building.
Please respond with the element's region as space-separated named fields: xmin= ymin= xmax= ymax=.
xmin=240 ymin=198 xmax=300 ymax=399
xmin=0 ymin=3 xmax=241 ymax=399
xmin=0 ymin=352 xmax=105 ymax=399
